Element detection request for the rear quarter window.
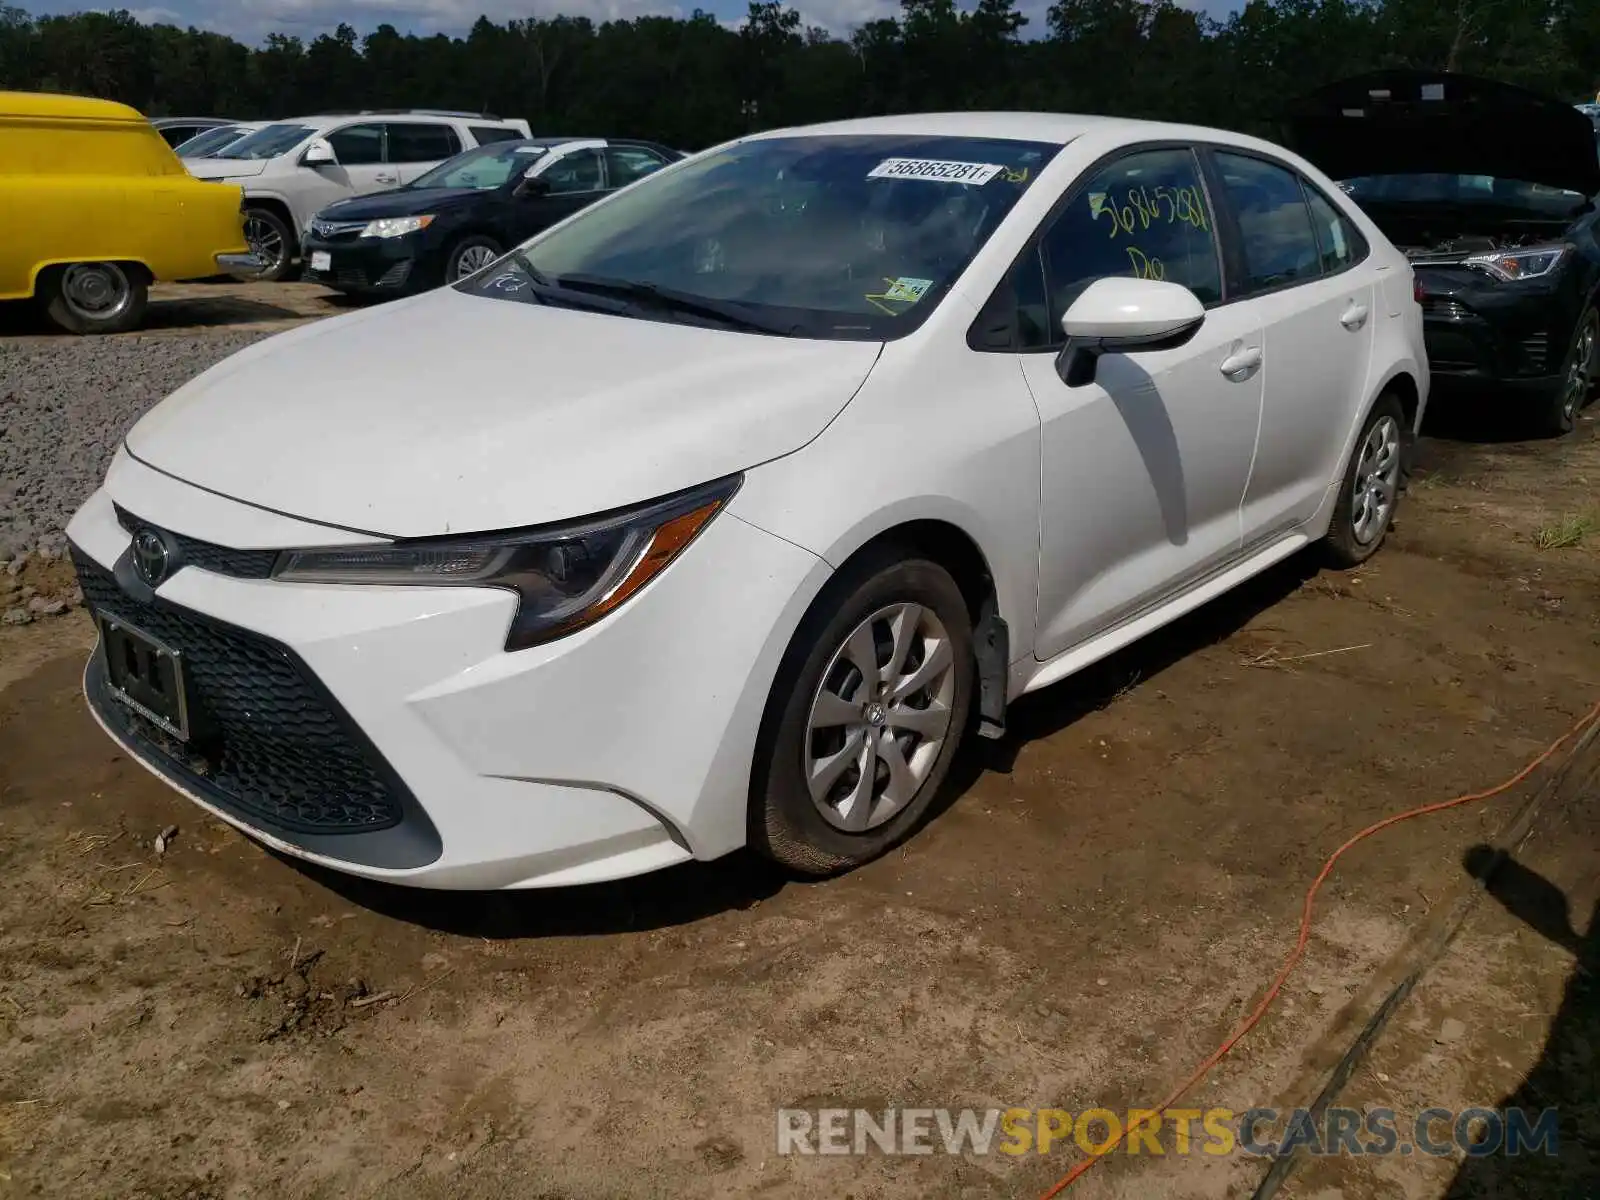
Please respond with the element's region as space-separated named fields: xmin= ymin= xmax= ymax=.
xmin=470 ymin=125 xmax=523 ymax=146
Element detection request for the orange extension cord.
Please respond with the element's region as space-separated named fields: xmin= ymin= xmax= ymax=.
xmin=1038 ymin=697 xmax=1600 ymax=1198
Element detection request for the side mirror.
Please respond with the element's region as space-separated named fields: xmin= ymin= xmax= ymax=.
xmin=302 ymin=138 xmax=336 ymax=166
xmin=1054 ymin=277 xmax=1206 ymax=387
xmin=513 ymin=174 xmax=551 ymax=199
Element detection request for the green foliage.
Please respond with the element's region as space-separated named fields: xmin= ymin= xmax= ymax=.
xmin=0 ymin=0 xmax=1592 ymax=148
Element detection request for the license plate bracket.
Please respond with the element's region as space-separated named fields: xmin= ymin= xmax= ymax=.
xmin=99 ymin=613 xmax=190 ymax=740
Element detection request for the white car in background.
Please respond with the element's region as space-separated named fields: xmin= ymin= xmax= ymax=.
xmin=187 ymin=109 xmax=533 ymax=280
xmin=68 ymin=113 xmax=1427 ymax=891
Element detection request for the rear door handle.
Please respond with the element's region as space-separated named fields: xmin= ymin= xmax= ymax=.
xmin=375 ymin=173 xmax=398 ymax=184
xmin=1340 ymin=302 xmax=1370 ymax=330
xmin=1219 ymin=347 xmax=1263 ymax=379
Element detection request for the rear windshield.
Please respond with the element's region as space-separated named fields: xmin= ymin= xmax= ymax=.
xmin=1342 ymin=174 xmax=1589 ymax=215
xmin=460 ymin=133 xmax=1061 ymax=340
xmin=174 ymin=125 xmax=248 ymax=158
xmin=216 ymin=123 xmax=316 ymax=161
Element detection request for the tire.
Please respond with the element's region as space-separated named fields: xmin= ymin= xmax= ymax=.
xmin=1324 ymin=392 xmax=1407 ymax=568
xmin=1541 ymin=306 xmax=1597 ymax=437
xmin=749 ymin=551 xmax=975 ymax=876
xmin=445 ymin=235 xmax=502 ymax=284
xmin=243 ymin=206 xmax=296 ymax=282
xmin=41 ymin=262 xmax=148 ymax=335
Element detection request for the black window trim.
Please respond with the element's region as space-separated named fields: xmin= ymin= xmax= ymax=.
xmin=967 ymin=139 xmax=1229 ymax=355
xmin=1197 ymin=143 xmax=1371 ymax=305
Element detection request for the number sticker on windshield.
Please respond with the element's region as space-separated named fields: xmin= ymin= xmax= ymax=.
xmin=864 ymin=276 xmax=935 ymax=315
xmin=867 ymin=158 xmax=1005 ymax=185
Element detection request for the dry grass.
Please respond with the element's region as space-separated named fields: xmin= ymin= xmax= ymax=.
xmin=1534 ymin=513 xmax=1597 ymax=551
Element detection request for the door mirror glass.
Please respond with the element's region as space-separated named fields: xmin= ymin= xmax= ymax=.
xmin=302 ymin=138 xmax=336 ymax=166
xmin=1055 ymin=277 xmax=1205 ymax=386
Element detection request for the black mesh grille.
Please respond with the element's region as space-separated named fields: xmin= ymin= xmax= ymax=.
xmin=113 ymin=504 xmax=278 ymax=580
xmin=74 ymin=549 xmax=403 ymax=836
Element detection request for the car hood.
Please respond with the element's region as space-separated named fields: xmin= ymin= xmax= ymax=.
xmin=122 ymin=287 xmax=883 ymax=538
xmin=1285 ymin=70 xmax=1600 ymax=197
xmin=314 ymin=187 xmax=484 ymax=222
xmin=186 ymin=157 xmax=271 ymax=180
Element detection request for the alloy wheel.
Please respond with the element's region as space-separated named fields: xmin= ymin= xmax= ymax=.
xmin=804 ymin=602 xmax=957 ymax=833
xmin=1351 ymin=413 xmax=1402 ymax=546
xmin=453 ymin=244 xmax=498 ymax=280
xmin=244 ymin=215 xmax=287 ymax=276
xmin=1562 ymin=314 xmax=1598 ymax=425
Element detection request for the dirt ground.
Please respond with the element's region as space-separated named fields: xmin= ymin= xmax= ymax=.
xmin=1 ymin=297 xmax=1597 ymax=1199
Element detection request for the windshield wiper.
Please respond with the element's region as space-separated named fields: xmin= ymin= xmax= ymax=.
xmin=553 ymin=273 xmax=802 ymax=336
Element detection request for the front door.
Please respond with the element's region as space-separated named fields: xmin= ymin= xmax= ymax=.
xmin=1017 ymin=146 xmax=1266 ymax=661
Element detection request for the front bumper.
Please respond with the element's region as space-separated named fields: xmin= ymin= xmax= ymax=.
xmin=300 ymin=233 xmax=423 ymax=294
xmin=1417 ymin=268 xmax=1570 ymax=397
xmin=66 ymin=460 xmax=829 ymax=889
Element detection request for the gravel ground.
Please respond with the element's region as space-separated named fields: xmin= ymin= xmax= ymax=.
xmin=0 ymin=331 xmax=270 ymax=560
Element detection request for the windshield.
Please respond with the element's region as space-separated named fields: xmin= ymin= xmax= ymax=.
xmin=457 ymin=133 xmax=1060 ymax=340
xmin=216 ymin=123 xmax=316 ymax=161
xmin=1342 ymin=174 xmax=1589 ymax=216
xmin=409 ymin=141 xmax=549 ymax=190
xmin=174 ymin=125 xmax=249 ymax=158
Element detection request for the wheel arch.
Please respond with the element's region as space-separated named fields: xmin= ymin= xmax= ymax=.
xmin=28 ymin=257 xmax=154 ymax=299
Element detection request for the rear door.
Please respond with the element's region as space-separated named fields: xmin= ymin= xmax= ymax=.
xmin=387 ymin=122 xmax=463 ymax=187
xmin=1208 ymin=149 xmax=1377 ymax=544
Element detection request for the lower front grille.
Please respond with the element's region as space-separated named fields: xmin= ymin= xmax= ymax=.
xmin=73 ymin=548 xmax=404 ymax=836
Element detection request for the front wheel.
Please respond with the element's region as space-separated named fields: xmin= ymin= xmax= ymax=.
xmin=243 ymin=207 xmax=296 ymax=282
xmin=41 ymin=262 xmax=148 ymax=335
xmin=1324 ymin=392 xmax=1407 ymax=567
xmin=1542 ymin=307 xmax=1597 ymax=437
xmin=750 ymin=553 xmax=975 ymax=876
xmin=446 ymin=235 xmax=502 ymax=284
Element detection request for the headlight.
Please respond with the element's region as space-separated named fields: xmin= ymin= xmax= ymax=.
xmin=1464 ymin=244 xmax=1571 ymax=282
xmin=361 ymin=215 xmax=435 ymax=239
xmin=272 ymin=476 xmax=740 ymax=650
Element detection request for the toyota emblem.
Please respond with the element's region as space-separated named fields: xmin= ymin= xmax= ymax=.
xmin=132 ymin=528 xmax=171 ymax=586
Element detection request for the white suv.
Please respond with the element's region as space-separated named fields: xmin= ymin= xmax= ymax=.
xmin=188 ymin=110 xmax=532 ymax=280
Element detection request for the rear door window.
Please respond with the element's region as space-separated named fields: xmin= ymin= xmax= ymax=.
xmin=470 ymin=125 xmax=523 ymax=146
xmin=1213 ymin=152 xmax=1322 ymax=295
xmin=386 ymin=123 xmax=461 ymax=164
xmin=605 ymin=147 xmax=669 ymax=187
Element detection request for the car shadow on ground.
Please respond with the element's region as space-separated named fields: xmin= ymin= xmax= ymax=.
xmin=0 ymin=293 xmax=312 ymax=336
xmin=283 ymin=545 xmax=1323 ymax=938
xmin=1446 ymin=847 xmax=1599 ymax=1197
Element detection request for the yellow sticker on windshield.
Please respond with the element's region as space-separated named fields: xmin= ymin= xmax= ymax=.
xmin=865 ymin=277 xmax=934 ymax=315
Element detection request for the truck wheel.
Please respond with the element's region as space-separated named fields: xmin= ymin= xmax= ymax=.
xmin=40 ymin=262 xmax=148 ymax=335
xmin=243 ymin=207 xmax=296 ymax=282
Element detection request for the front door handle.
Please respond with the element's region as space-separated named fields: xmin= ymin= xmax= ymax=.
xmin=1340 ymin=302 xmax=1370 ymax=330
xmin=375 ymin=172 xmax=398 ymax=184
xmin=1219 ymin=346 xmax=1263 ymax=379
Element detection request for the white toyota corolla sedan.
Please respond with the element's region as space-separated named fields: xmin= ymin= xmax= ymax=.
xmin=68 ymin=113 xmax=1428 ymax=889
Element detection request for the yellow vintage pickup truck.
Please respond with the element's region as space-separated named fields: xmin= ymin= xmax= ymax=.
xmin=0 ymin=91 xmax=259 ymax=334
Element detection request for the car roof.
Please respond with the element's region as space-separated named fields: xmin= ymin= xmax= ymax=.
xmin=0 ymin=90 xmax=145 ymax=123
xmin=747 ymin=112 xmax=1191 ymax=146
